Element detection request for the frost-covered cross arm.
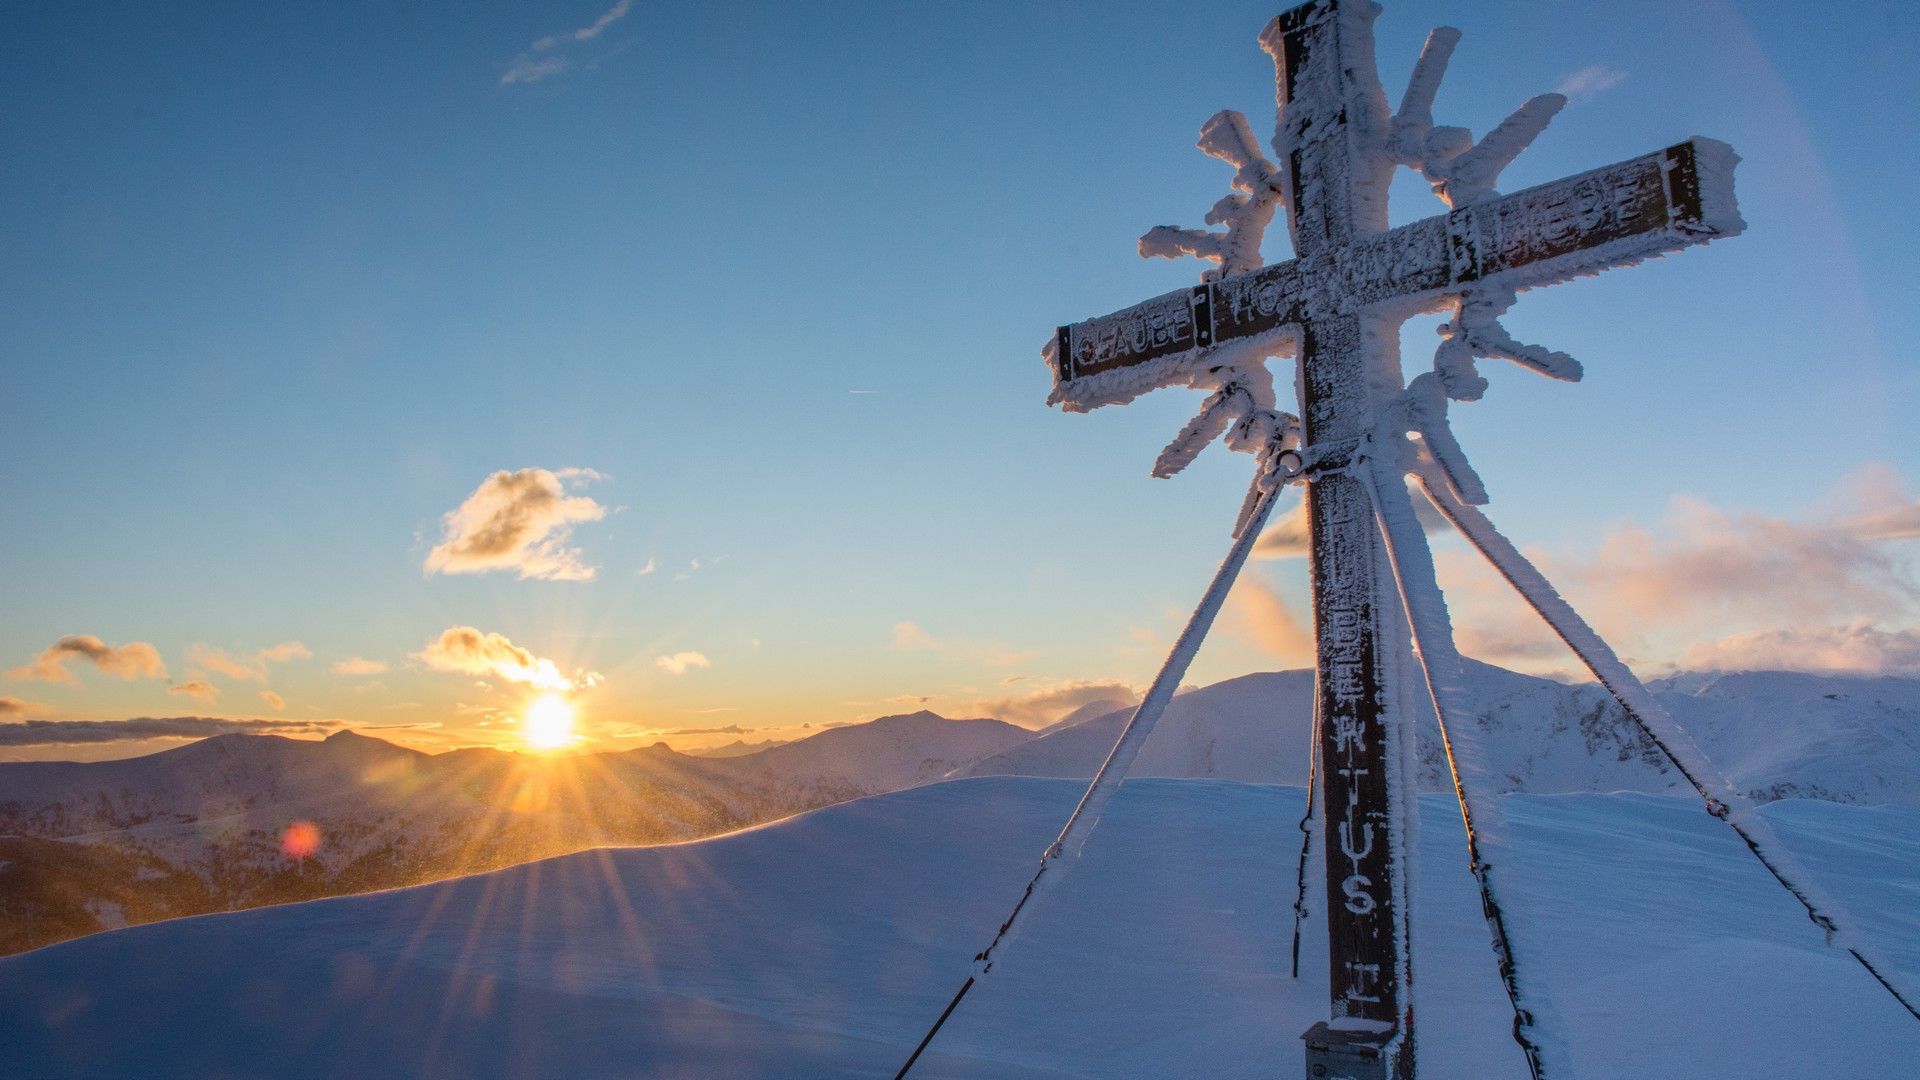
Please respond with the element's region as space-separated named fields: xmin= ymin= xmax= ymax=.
xmin=1341 ymin=138 xmax=1743 ymax=309
xmin=1048 ymin=138 xmax=1740 ymax=412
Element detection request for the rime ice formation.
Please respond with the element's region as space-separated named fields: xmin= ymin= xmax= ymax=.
xmin=1029 ymin=0 xmax=1920 ymax=1069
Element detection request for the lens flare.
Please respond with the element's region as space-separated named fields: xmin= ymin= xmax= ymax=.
xmin=280 ymin=820 xmax=322 ymax=860
xmin=523 ymin=694 xmax=577 ymax=750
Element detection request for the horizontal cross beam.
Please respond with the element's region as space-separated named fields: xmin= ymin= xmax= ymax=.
xmin=1052 ymin=138 xmax=1739 ymax=398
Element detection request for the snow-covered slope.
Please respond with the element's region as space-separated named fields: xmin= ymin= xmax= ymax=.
xmin=1 ymin=777 xmax=1913 ymax=1078
xmin=0 ymin=710 xmax=1032 ymax=956
xmin=1646 ymin=670 xmax=1920 ymax=803
xmin=961 ymin=664 xmax=1920 ymax=806
xmin=5 ymin=667 xmax=1914 ymax=959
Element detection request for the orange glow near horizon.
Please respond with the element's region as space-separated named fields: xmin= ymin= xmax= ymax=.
xmin=522 ymin=694 xmax=578 ymax=751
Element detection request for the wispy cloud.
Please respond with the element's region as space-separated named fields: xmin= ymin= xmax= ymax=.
xmin=167 ymin=680 xmax=220 ymax=703
xmin=0 ymin=696 xmax=49 ymax=716
xmin=416 ymin=626 xmax=582 ymax=691
xmin=331 ymin=657 xmax=389 ymax=676
xmin=1240 ymin=466 xmax=1920 ymax=678
xmin=7 ymin=635 xmax=167 ymax=685
xmin=186 ymin=641 xmax=309 ymax=682
xmin=0 ymin=716 xmax=345 ymax=746
xmin=1440 ymin=469 xmax=1920 ymax=674
xmin=650 ymin=723 xmax=745 ymax=736
xmin=965 ymin=679 xmax=1139 ymax=729
xmin=673 ymin=555 xmax=727 ymax=581
xmin=425 ymin=467 xmax=607 ymax=581
xmin=888 ymin=621 xmax=1033 ymax=667
xmin=891 ymin=621 xmax=940 ymax=651
xmin=1224 ymin=576 xmax=1316 ymax=665
xmin=1681 ymin=622 xmax=1920 ymax=675
xmin=260 ymin=690 xmax=286 ymax=711
xmin=500 ymin=0 xmax=633 ymax=87
xmin=1554 ymin=64 xmax=1627 ymax=101
xmin=655 ymin=651 xmax=710 ymax=676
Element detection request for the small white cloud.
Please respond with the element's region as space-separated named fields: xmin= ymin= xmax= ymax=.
xmin=500 ymin=0 xmax=633 ymax=86
xmin=638 ymin=558 xmax=657 ymax=576
xmin=187 ymin=641 xmax=310 ymax=682
xmin=425 ymin=468 xmax=606 ymax=581
xmin=1554 ymin=64 xmax=1627 ymax=100
xmin=501 ymin=54 xmax=570 ymax=86
xmin=655 ymin=651 xmax=711 ymax=676
xmin=168 ymin=680 xmax=219 ymax=703
xmin=891 ymin=621 xmax=940 ymax=651
xmin=7 ymin=635 xmax=167 ymax=685
xmin=416 ymin=626 xmax=581 ymax=691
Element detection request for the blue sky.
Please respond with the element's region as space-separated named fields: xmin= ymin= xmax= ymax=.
xmin=3 ymin=1 xmax=1916 ymax=758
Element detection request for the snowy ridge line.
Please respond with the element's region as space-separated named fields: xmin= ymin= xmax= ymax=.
xmin=1413 ymin=460 xmax=1920 ymax=1023
xmin=1366 ymin=458 xmax=1565 ymax=1079
xmin=894 ymin=464 xmax=1295 ymax=1078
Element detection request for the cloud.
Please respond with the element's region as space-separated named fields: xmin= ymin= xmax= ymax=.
xmin=7 ymin=636 xmax=167 ymax=685
xmin=1239 ymin=469 xmax=1920 ymax=678
xmin=968 ymin=679 xmax=1140 ymax=729
xmin=168 ymin=680 xmax=220 ymax=703
xmin=1224 ymin=577 xmax=1316 ymax=665
xmin=425 ymin=468 xmax=607 ymax=581
xmin=1551 ymin=496 xmax=1912 ymax=632
xmin=1847 ymin=504 xmax=1920 ymax=541
xmin=1554 ymin=64 xmax=1627 ymax=100
xmin=1252 ymin=502 xmax=1312 ymax=559
xmin=260 ymin=690 xmax=286 ymax=711
xmin=331 ymin=657 xmax=390 ymax=676
xmin=638 ymin=558 xmax=657 ymax=576
xmin=1254 ymin=489 xmax=1448 ymax=559
xmin=655 ymin=651 xmax=710 ymax=676
xmin=672 ymin=555 xmax=727 ymax=581
xmin=0 ymin=697 xmax=49 ymax=716
xmin=1440 ymin=479 xmax=1920 ymax=674
xmin=888 ymin=621 xmax=1033 ymax=667
xmin=501 ymin=0 xmax=633 ymax=86
xmin=186 ymin=641 xmax=310 ymax=682
xmin=415 ymin=627 xmax=578 ymax=691
xmin=0 ymin=716 xmax=345 ymax=747
xmin=891 ymin=622 xmax=940 ymax=651
xmin=651 ymin=723 xmax=746 ymax=736
xmin=1680 ymin=622 xmax=1920 ymax=676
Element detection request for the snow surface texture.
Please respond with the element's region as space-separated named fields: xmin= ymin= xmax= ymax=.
xmin=1 ymin=777 xmax=1914 ymax=1079
xmin=943 ymin=462 xmax=1292 ymax=1037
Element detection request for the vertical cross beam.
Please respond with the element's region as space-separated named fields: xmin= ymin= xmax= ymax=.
xmin=1265 ymin=4 xmax=1415 ymax=1077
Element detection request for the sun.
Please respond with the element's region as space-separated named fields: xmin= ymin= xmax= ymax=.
xmin=522 ymin=694 xmax=578 ymax=751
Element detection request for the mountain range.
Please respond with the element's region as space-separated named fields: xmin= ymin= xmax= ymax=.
xmin=2 ymin=663 xmax=1915 ymax=957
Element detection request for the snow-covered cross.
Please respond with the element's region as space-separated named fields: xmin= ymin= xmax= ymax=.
xmin=1045 ymin=3 xmax=1741 ymax=1077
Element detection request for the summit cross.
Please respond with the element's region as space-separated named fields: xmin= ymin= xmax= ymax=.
xmin=1046 ymin=2 xmax=1742 ymax=1077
